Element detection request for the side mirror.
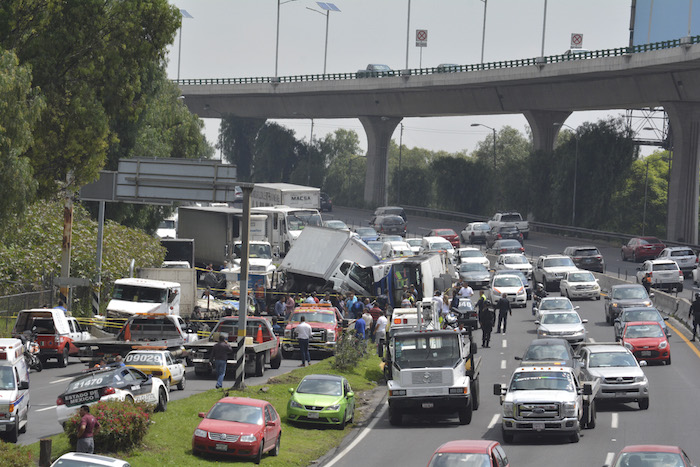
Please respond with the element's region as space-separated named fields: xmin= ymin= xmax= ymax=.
xmin=639 ymin=360 xmax=648 ymax=367
xmin=470 ymin=342 xmax=477 ymax=355
xmin=582 ymin=319 xmax=589 ymax=323
xmin=514 ymin=356 xmax=522 ymax=360
xmin=288 ymin=387 xmax=294 ymax=395
xmin=574 ymin=306 xmax=580 ymax=310
xmin=534 ymin=320 xmax=540 ymax=325
xmin=266 ymin=420 xmax=276 ymax=426
xmin=493 ymin=383 xmax=504 ymax=396
xmin=198 ymin=412 xmax=206 ymax=418
xmin=663 ymin=317 xmax=668 ymax=321
xmin=19 ymin=381 xmax=29 ymax=390
xmin=649 ymin=292 xmax=655 ymax=298
xmin=347 ymin=391 xmax=354 ymax=399
xmin=582 ymin=382 xmax=594 ymax=396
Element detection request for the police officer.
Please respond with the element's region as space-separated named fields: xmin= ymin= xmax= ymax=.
xmin=477 ymin=293 xmax=494 ymax=348
xmin=495 ymin=293 xmax=512 ymax=334
xmin=689 ymin=293 xmax=700 ymax=341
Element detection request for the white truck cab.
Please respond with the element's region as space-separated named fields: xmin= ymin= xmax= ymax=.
xmin=0 ymin=339 xmax=30 ymax=442
xmin=106 ymin=278 xmax=181 ymax=318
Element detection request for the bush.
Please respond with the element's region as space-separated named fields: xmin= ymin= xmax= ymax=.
xmin=64 ymin=400 xmax=151 ymax=453
xmin=332 ymin=330 xmax=369 ymax=371
xmin=0 ymin=441 xmax=33 ymax=467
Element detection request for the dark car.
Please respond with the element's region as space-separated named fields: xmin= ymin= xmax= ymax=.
xmin=563 ymin=245 xmax=605 ymax=273
xmin=429 ymin=228 xmax=460 ymax=249
xmin=485 ymin=226 xmax=523 ymax=248
xmin=487 ymin=239 xmax=524 ymax=255
xmin=621 ymin=237 xmax=665 ymax=262
xmin=370 ymin=215 xmax=406 ymax=237
xmin=515 ymin=338 xmax=579 ymax=372
xmin=614 ymin=306 xmax=669 ymax=339
xmin=320 ymin=192 xmax=332 ymax=212
xmin=604 ymin=284 xmax=653 ymax=325
xmin=354 ymin=227 xmax=379 ymax=242
xmin=493 ymin=269 xmax=532 ymax=299
xmin=458 ymin=263 xmax=491 ymax=289
xmin=372 ymin=206 xmax=407 ymax=223
xmin=451 ymin=297 xmax=479 ymax=330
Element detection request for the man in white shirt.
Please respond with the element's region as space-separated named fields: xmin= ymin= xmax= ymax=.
xmin=458 ymin=282 xmax=474 ymax=300
xmin=303 ymin=293 xmax=316 ymax=304
xmin=295 ymin=316 xmax=313 ymax=367
xmin=375 ymin=312 xmax=388 ymax=358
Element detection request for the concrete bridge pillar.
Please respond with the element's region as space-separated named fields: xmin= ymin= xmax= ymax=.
xmin=664 ymin=102 xmax=700 ymax=244
xmin=524 ymin=110 xmax=572 ymax=152
xmin=359 ymin=116 xmax=401 ymax=207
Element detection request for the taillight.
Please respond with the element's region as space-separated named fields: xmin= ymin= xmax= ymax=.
xmin=100 ymin=387 xmax=116 ymax=396
xmin=497 ymin=234 xmax=502 ymax=239
xmin=56 ymin=396 xmax=65 ymax=406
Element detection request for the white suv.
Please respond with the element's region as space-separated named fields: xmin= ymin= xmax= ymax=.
xmin=533 ymin=255 xmax=578 ymax=292
xmin=636 ymin=259 xmax=683 ymax=292
xmin=656 ymin=246 xmax=697 ymax=278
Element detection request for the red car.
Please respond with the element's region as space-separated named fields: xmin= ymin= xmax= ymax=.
xmin=621 ymin=236 xmax=666 ymax=262
xmin=606 ymin=445 xmax=695 ymax=467
xmin=427 ymin=440 xmax=509 ymax=467
xmin=620 ymin=321 xmax=671 ymax=364
xmin=192 ymin=396 xmax=281 ymax=463
xmin=429 ymin=229 xmax=461 ymax=249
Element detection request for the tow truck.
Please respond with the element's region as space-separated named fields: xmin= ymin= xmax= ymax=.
xmin=282 ymin=303 xmax=345 ymax=357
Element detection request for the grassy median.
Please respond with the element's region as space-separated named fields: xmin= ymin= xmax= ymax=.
xmin=30 ymin=353 xmax=383 ymax=466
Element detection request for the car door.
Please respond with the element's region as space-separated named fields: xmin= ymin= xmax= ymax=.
xmin=264 ymin=404 xmax=279 ymax=447
xmin=344 ymin=380 xmax=355 ymax=420
xmin=127 ymin=368 xmax=154 ymax=401
xmin=165 ymin=352 xmax=183 ymax=384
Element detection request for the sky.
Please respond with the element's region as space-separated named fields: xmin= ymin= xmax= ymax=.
xmin=164 ymin=0 xmax=666 ymax=157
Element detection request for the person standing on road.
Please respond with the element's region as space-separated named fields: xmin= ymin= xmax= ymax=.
xmin=212 ymin=334 xmax=232 ymax=389
xmin=274 ymin=296 xmax=286 ymax=319
xmin=76 ymin=405 xmax=100 ymax=454
xmin=495 ymin=293 xmax=512 ymax=334
xmin=296 ymin=316 xmax=313 ymax=367
xmin=477 ymin=292 xmax=494 ymax=347
xmin=458 ymin=282 xmax=474 ymax=300
xmin=642 ymin=273 xmax=652 ymax=295
xmin=690 ymin=293 xmax=700 ymax=341
xmin=362 ymin=309 xmax=374 ymax=341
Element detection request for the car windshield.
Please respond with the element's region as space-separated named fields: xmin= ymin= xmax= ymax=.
xmin=125 ymin=352 xmax=164 ymax=366
xmin=297 ymin=378 xmax=343 ymax=396
xmin=523 ymin=344 xmax=570 ymax=361
xmin=459 ymin=250 xmax=482 ymax=258
xmin=460 ymin=263 xmax=487 ymax=272
xmin=291 ymin=312 xmax=335 ymax=324
xmin=509 ymin=371 xmax=574 ymax=391
xmin=428 ymin=453 xmax=491 ymax=467
xmin=112 ymin=284 xmax=167 ymax=303
xmin=543 ymin=257 xmax=575 ymax=267
xmin=568 ymin=272 xmax=595 ymax=282
xmin=380 ymin=235 xmax=403 ymax=242
xmin=501 ymin=214 xmax=522 ymax=222
xmin=640 ymin=238 xmax=661 ymax=245
xmin=406 ymin=239 xmax=422 ymax=247
xmin=540 ymin=298 xmax=573 ymax=310
xmin=325 ymin=220 xmax=348 ymax=229
xmin=625 ymin=325 xmax=664 ymax=338
xmin=622 ymin=310 xmax=661 ymax=322
xmin=588 ymin=351 xmax=638 ymax=368
xmin=356 ymin=228 xmax=377 ymax=236
xmin=431 ymin=241 xmax=453 ymax=251
xmin=493 ymin=276 xmax=522 ymax=287
xmin=158 ymin=220 xmax=175 ymax=230
xmin=0 ymin=367 xmax=15 ymax=390
xmin=613 ymin=452 xmax=685 ymax=467
xmin=287 ymin=211 xmax=322 ymax=231
xmin=671 ymin=249 xmax=694 ymax=256
xmin=382 ymin=216 xmax=404 ymax=226
xmin=504 ymin=255 xmax=528 ymax=264
xmin=207 ymin=402 xmax=263 ymax=425
xmin=541 ymin=313 xmax=581 ymax=324
xmin=394 ymin=335 xmax=461 ymax=369
xmin=234 ymin=243 xmax=271 ymax=259
xmin=612 ymin=287 xmax=648 ymax=300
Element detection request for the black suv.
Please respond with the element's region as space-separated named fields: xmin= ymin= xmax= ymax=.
xmin=603 ymin=284 xmax=653 ymax=325
xmin=370 ymin=215 xmax=406 ymax=237
xmin=320 ymin=192 xmax=332 ymax=212
xmin=485 ymin=226 xmax=523 ymax=248
xmin=563 ymin=245 xmax=605 ymax=273
xmin=373 ymin=206 xmax=407 ymax=223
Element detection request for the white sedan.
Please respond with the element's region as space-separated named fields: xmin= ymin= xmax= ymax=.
xmin=536 ymin=311 xmax=588 ymax=343
xmin=456 ymin=247 xmax=490 ymax=268
xmin=488 ymin=274 xmax=527 ymax=308
xmin=559 ymin=270 xmax=601 ymax=300
xmin=535 ymin=296 xmax=577 ymax=320
xmin=495 ymin=253 xmax=533 ymax=279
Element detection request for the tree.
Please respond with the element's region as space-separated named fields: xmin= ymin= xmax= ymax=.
xmin=253 ymin=122 xmax=301 ymax=182
xmin=220 ymin=116 xmax=267 ymax=181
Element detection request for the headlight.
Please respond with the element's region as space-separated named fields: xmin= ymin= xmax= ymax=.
xmin=240 ymin=434 xmax=257 ymax=443
xmin=634 ymin=376 xmax=648 ymax=383
xmin=327 ymin=330 xmax=336 ymax=341
xmin=624 ymin=342 xmax=633 ymax=350
xmin=612 ymin=303 xmax=619 ymax=308
xmin=284 ymin=329 xmax=291 ymax=338
xmin=194 ymin=429 xmax=207 ymax=438
xmin=643 ymin=300 xmax=652 ymax=306
xmin=658 ymin=341 xmax=668 ymax=349
xmin=503 ymin=402 xmax=514 ymax=417
xmin=518 ymin=287 xmax=524 ymax=294
xmin=289 ymin=400 xmax=303 ymax=409
xmin=562 ymin=402 xmax=577 ymax=417
xmin=326 ymin=404 xmax=340 ymax=411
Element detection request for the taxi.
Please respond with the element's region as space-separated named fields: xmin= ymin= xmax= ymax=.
xmin=124 ymin=349 xmax=186 ymax=391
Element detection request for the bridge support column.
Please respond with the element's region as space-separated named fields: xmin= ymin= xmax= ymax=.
xmin=359 ymin=116 xmax=401 ymax=206
xmin=664 ymin=102 xmax=700 ymax=244
xmin=524 ymin=110 xmax=572 ymax=152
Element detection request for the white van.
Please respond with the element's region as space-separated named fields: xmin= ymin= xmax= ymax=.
xmin=0 ymin=338 xmax=30 ymax=442
xmin=380 ymin=241 xmax=414 ymax=260
xmin=419 ymin=236 xmax=455 ymax=260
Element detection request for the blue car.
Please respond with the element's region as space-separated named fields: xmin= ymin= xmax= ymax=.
xmin=354 ymin=227 xmax=379 ymax=242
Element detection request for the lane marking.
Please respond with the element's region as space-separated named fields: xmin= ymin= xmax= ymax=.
xmin=502 ymin=339 xmax=507 ymax=348
xmin=325 ymin=404 xmax=387 ymax=467
xmin=36 ymin=406 xmax=56 ymax=412
xmin=500 ymin=359 xmax=506 ymax=369
xmin=488 ymin=413 xmax=500 ymax=429
xmin=50 ymin=377 xmax=73 ymax=384
xmin=611 ymin=413 xmax=619 ymax=428
xmin=604 ymin=452 xmax=615 ymax=465
xmin=666 ymin=322 xmax=700 ymax=359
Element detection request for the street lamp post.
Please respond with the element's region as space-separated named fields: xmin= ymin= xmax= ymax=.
xmin=554 ymin=123 xmax=579 ymax=225
xmin=176 ymin=9 xmax=193 ymax=81
xmin=470 ymin=123 xmax=496 ymax=169
xmin=479 ymin=0 xmax=488 ymax=64
xmin=308 ymin=118 xmax=314 ymax=184
xmin=398 ymin=123 xmax=404 ymax=204
xmin=540 ymin=0 xmax=548 ymax=57
xmin=306 ymin=3 xmax=341 ymax=74
xmin=275 ymin=0 xmax=298 ymax=77
xmin=405 ymin=0 xmax=412 ymax=69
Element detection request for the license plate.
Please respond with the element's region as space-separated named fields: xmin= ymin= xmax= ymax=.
xmin=641 ymin=351 xmax=652 ymax=357
xmin=307 ymin=412 xmax=320 ymax=419
xmin=533 ymin=422 xmax=545 ymax=431
xmin=422 ymin=402 xmax=434 ymax=409
xmin=215 ymin=444 xmax=228 ymax=451
xmin=615 ymin=392 xmax=628 ymax=397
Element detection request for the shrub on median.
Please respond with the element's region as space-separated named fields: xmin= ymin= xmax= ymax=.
xmin=332 ymin=330 xmax=369 ymax=371
xmin=0 ymin=441 xmax=32 ymax=467
xmin=63 ymin=400 xmax=151 ymax=452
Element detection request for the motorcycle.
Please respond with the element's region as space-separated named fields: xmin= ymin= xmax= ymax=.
xmin=21 ymin=329 xmax=42 ymax=372
xmin=532 ymin=283 xmax=548 ymax=317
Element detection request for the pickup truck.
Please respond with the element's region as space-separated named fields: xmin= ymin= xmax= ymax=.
xmin=386 ymin=329 xmax=481 ymax=426
xmin=74 ymin=314 xmax=193 ymax=366
xmin=283 ymin=304 xmax=344 ymax=356
xmin=186 ymin=316 xmax=281 ymax=378
xmin=488 ymin=212 xmax=530 ymax=239
xmin=13 ymin=309 xmax=92 ymax=367
xmin=356 ymin=64 xmax=395 ymax=78
xmin=494 ymin=365 xmax=599 ymax=443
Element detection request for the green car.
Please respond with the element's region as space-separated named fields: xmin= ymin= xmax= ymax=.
xmin=287 ymin=374 xmax=355 ymax=429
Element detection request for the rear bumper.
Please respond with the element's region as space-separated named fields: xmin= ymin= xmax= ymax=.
xmin=388 ymin=394 xmax=470 ymax=413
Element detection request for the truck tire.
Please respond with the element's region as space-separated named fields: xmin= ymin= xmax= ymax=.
xmin=281 ymin=349 xmax=293 ymax=359
xmin=570 ymin=429 xmax=580 ymax=443
xmin=458 ymin=400 xmax=473 ymax=425
xmin=639 ymin=397 xmax=649 ymax=410
xmin=389 ymin=407 xmax=402 ymax=426
xmin=270 ymin=351 xmax=282 ymax=369
xmin=254 ymin=353 xmax=265 ymax=377
xmin=58 ymin=346 xmax=69 ymax=368
xmin=501 ymin=429 xmax=514 ymax=444
xmin=471 ymin=378 xmax=480 ymax=411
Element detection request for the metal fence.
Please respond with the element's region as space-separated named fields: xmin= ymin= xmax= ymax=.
xmin=0 ymin=290 xmax=53 ymax=335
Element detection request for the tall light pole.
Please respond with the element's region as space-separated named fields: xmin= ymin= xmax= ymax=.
xmin=275 ymin=0 xmax=298 ymax=77
xmin=540 ymin=0 xmax=548 ymax=57
xmin=176 ymin=9 xmax=193 ymax=81
xmin=642 ymin=159 xmax=650 ymax=235
xmin=405 ymin=0 xmax=412 ymax=69
xmin=398 ymin=123 xmax=404 ymax=204
xmin=306 ymin=2 xmax=341 ymax=74
xmin=480 ymin=0 xmax=488 ymax=63
xmin=471 ymin=123 xmax=496 ymax=169
xmin=554 ymin=123 xmax=579 ymax=225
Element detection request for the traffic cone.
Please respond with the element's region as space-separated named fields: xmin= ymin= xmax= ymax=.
xmin=256 ymin=324 xmax=263 ymax=343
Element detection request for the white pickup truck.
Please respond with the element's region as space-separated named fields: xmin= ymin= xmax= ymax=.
xmin=494 ymin=365 xmax=598 ymax=443
xmin=488 ymin=212 xmax=530 ymax=239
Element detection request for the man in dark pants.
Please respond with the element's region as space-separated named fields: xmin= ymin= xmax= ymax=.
xmin=212 ymin=333 xmax=232 ymax=389
xmin=495 ymin=293 xmax=512 ymax=334
xmin=76 ymin=405 xmax=100 ymax=453
xmin=296 ymin=315 xmax=312 ymax=367
xmin=477 ymin=293 xmax=494 ymax=348
xmin=690 ymin=293 xmax=700 ymax=341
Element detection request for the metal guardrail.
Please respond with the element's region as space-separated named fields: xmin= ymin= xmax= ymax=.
xmin=400 ymin=205 xmax=700 ymax=251
xmin=175 ymin=36 xmax=699 ymax=86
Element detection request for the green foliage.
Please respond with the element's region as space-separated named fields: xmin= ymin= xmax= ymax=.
xmin=324 ymin=153 xmax=368 ymax=208
xmin=332 ymin=331 xmax=369 ymax=371
xmin=64 ymin=400 xmax=152 ymax=453
xmin=220 ymin=115 xmax=267 ymax=181
xmin=253 ymin=122 xmax=302 ymax=182
xmin=0 ymin=441 xmax=33 ymax=467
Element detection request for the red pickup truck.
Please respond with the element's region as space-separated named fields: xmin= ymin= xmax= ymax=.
xmin=282 ymin=304 xmax=344 ymax=357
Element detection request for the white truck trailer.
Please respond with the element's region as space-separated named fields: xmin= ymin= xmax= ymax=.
xmin=250 ymin=183 xmax=320 ymax=210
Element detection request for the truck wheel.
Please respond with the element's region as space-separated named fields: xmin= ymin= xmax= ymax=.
xmin=639 ymin=398 xmax=649 ymax=410
xmin=389 ymin=407 xmax=402 ymax=426
xmin=586 ymin=401 xmax=596 ymax=429
xmin=254 ymin=353 xmax=265 ymax=377
xmin=58 ymin=347 xmax=69 ymax=368
xmin=678 ymin=283 xmax=684 ymax=293
xmin=471 ymin=379 xmax=480 ymax=411
xmin=501 ymin=429 xmax=514 ymax=444
xmin=458 ymin=400 xmax=473 ymax=425
xmin=177 ymin=374 xmax=186 ymax=391
xmin=570 ymin=430 xmax=580 ymax=443
xmin=270 ymin=352 xmax=282 ymax=369
xmin=281 ymin=349 xmax=293 ymax=359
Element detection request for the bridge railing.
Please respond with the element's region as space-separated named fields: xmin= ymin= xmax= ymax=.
xmin=176 ymin=36 xmax=700 ymax=87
